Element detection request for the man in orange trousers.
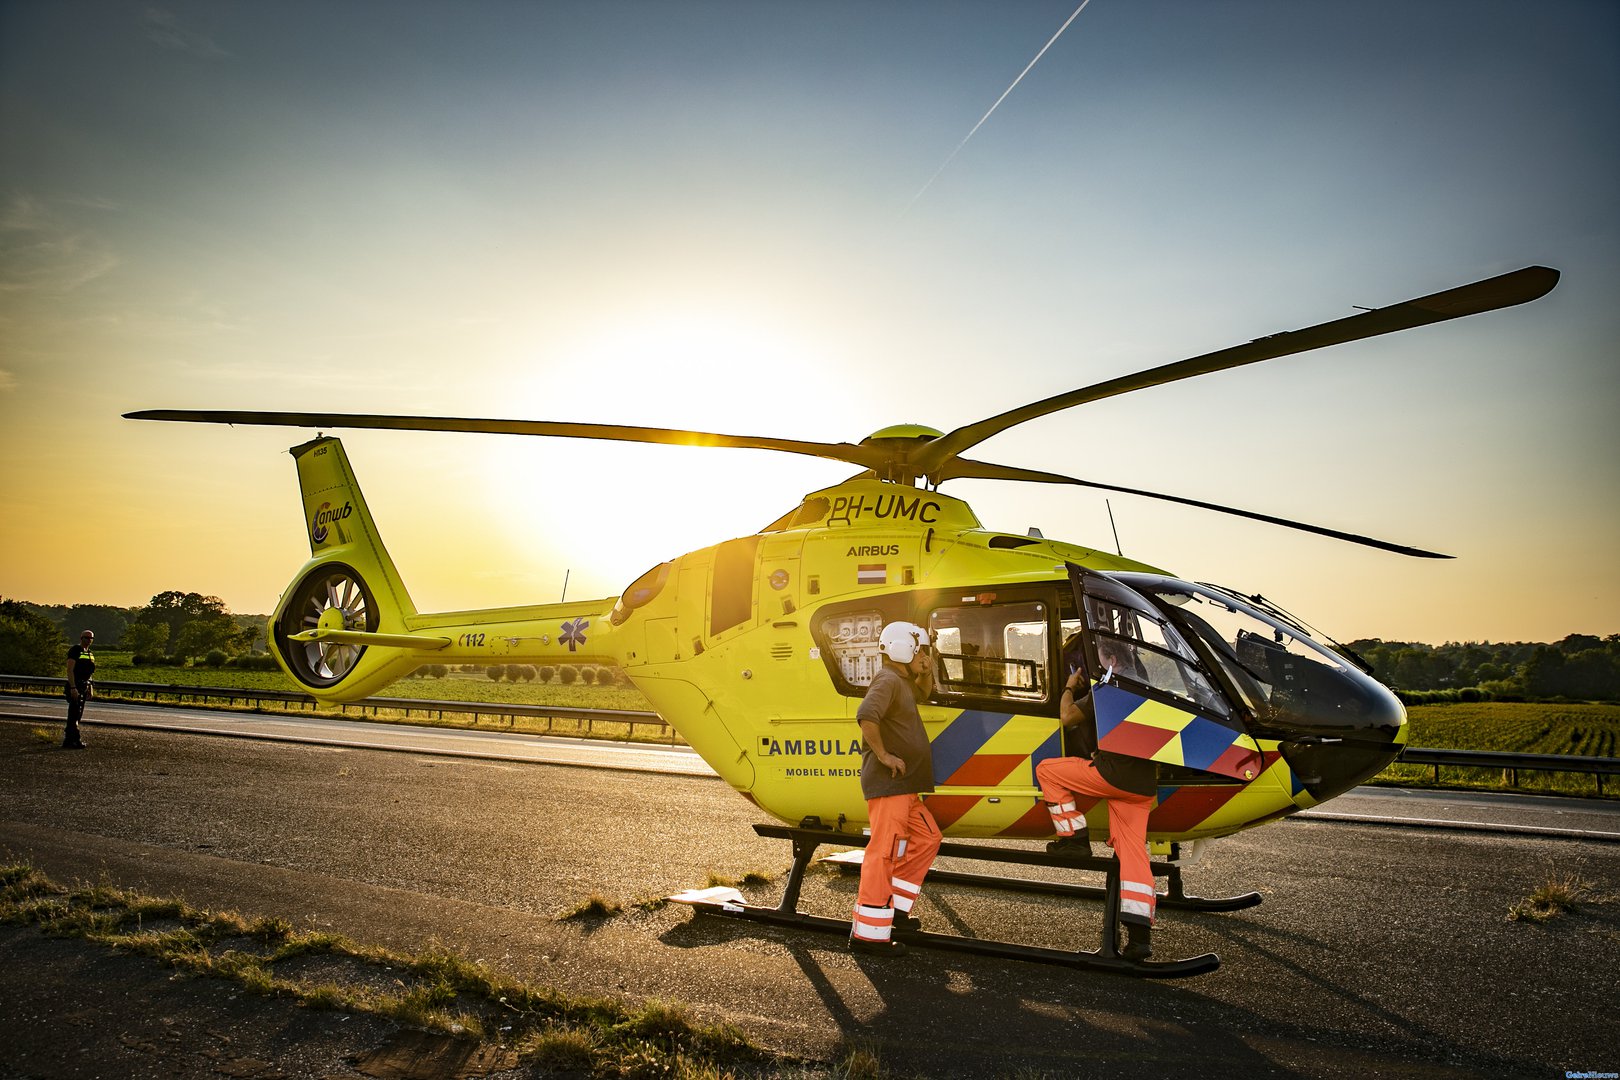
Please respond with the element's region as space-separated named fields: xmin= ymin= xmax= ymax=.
xmin=850 ymin=621 xmax=941 ymax=956
xmin=1037 ymin=638 xmax=1159 ymax=961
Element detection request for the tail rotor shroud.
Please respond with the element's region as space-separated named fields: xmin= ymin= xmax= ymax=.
xmin=277 ymin=563 xmax=379 ymax=687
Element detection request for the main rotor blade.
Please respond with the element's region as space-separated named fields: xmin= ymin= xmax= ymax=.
xmin=915 ymin=265 xmax=1560 ymax=478
xmin=123 ymin=410 xmax=891 ymax=471
xmin=940 ymin=457 xmax=1453 ymax=558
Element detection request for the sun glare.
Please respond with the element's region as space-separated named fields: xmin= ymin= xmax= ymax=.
xmin=455 ymin=307 xmax=852 ymax=606
xmin=537 ymin=306 xmax=837 ymax=426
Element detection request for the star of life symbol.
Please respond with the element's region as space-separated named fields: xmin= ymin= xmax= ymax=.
xmin=559 ymin=618 xmax=589 ymax=652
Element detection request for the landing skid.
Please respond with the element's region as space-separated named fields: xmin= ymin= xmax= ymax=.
xmin=669 ymin=824 xmax=1254 ymax=979
xmin=821 ymin=847 xmax=1262 ymax=913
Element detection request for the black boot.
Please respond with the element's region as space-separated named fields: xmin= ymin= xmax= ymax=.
xmin=850 ymin=936 xmax=908 ymax=957
xmin=1122 ymin=922 xmax=1153 ymax=962
xmin=1045 ymin=835 xmax=1094 ymax=858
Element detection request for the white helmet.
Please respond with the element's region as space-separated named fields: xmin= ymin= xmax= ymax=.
xmin=878 ymin=621 xmax=930 ymax=664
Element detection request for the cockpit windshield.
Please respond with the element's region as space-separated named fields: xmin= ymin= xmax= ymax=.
xmin=1119 ymin=578 xmax=1343 ymax=704
xmin=1114 ymin=572 xmax=1402 ymax=742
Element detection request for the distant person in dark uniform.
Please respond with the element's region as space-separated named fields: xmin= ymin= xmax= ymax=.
xmin=1037 ymin=633 xmax=1159 ymax=960
xmin=63 ymin=630 xmax=95 ymax=749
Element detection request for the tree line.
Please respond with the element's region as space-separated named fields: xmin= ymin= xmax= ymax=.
xmin=407 ymin=663 xmax=627 ymax=685
xmin=1346 ymin=634 xmax=1620 ymax=703
xmin=1 ymin=593 xmax=270 ymax=676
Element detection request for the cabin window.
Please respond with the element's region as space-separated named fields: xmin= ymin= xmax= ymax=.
xmin=710 ymin=536 xmax=760 ymax=637
xmin=927 ymin=600 xmax=1048 ymax=703
xmin=759 ymin=496 xmax=831 ymax=533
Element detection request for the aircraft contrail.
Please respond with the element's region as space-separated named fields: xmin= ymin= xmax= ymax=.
xmin=905 ymin=0 xmax=1094 ymax=212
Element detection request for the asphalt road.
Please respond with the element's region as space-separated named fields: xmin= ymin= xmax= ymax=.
xmin=5 ymin=692 xmax=1617 ymax=837
xmin=2 ymin=711 xmax=1617 ymax=1078
xmin=0 ymin=693 xmax=711 ymax=775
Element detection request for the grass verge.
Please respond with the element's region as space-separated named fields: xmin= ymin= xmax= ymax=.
xmin=0 ymin=862 xmax=821 ymax=1078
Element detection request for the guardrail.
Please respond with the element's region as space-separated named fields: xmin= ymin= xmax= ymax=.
xmin=4 ymin=676 xmax=1617 ymax=792
xmin=1397 ymin=746 xmax=1617 ymax=797
xmin=0 ymin=675 xmax=673 ymax=743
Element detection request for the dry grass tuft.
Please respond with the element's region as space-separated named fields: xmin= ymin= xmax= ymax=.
xmin=836 ymin=1039 xmax=888 ymax=1080
xmin=1508 ymin=873 xmax=1598 ymax=922
xmin=559 ymin=892 xmax=623 ymax=920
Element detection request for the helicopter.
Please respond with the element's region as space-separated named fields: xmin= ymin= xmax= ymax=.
xmin=128 ymin=264 xmax=1557 ymax=974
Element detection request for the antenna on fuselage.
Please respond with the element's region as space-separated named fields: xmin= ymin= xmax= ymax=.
xmin=561 ymin=569 xmax=570 ymax=603
xmin=1106 ymin=499 xmax=1123 ymax=556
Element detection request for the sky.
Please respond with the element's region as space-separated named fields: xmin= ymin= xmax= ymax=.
xmin=2 ymin=0 xmax=1616 ymax=646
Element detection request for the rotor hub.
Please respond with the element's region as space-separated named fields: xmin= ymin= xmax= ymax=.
xmin=859 ymin=424 xmax=944 ymax=485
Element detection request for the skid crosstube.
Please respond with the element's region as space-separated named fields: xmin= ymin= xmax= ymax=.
xmin=677 ymin=824 xmax=1253 ymax=979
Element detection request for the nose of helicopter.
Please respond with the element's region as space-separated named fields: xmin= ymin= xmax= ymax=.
xmin=1276 ymin=683 xmax=1408 ymax=805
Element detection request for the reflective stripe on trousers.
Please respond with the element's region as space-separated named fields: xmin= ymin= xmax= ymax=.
xmin=1045 ymin=798 xmax=1084 ymax=836
xmin=851 ymin=904 xmax=894 ymax=942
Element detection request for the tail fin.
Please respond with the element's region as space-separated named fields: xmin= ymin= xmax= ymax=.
xmin=270 ymin=437 xmax=422 ymax=697
xmin=291 ymin=436 xmax=415 ymax=616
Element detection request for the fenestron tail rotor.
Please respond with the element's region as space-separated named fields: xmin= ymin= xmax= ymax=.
xmin=277 ymin=564 xmax=379 ymax=687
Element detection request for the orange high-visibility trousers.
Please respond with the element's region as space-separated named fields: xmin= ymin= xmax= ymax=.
xmin=851 ymin=793 xmax=941 ymax=943
xmin=1035 ymin=756 xmax=1157 ymax=927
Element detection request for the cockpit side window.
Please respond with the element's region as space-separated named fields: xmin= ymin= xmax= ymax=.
xmin=1078 ymin=574 xmax=1230 ymax=718
xmin=1113 ymin=572 xmax=1406 ymax=747
xmin=1152 ymin=601 xmax=1271 ymax=714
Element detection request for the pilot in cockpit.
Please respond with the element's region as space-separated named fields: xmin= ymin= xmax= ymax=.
xmin=1059 ymin=633 xmax=1144 ymax=738
xmin=1092 ymin=633 xmax=1145 ymax=686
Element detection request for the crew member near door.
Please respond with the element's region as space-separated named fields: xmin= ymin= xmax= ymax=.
xmin=1036 ymin=633 xmax=1159 ymax=961
xmin=63 ymin=630 xmax=95 ymax=749
xmin=850 ymin=620 xmax=941 ymax=956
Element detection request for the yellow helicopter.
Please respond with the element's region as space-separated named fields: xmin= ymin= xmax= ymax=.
xmin=128 ymin=264 xmax=1557 ymax=974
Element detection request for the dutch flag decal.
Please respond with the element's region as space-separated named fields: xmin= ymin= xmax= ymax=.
xmin=857 ymin=564 xmax=887 ymax=585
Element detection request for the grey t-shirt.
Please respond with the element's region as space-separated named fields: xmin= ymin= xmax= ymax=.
xmin=857 ymin=665 xmax=935 ymax=799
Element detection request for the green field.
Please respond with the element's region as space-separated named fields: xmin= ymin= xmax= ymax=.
xmin=1375 ymin=701 xmax=1618 ymax=798
xmin=17 ymin=654 xmax=1618 ymax=797
xmin=1405 ymin=701 xmax=1619 ymax=756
